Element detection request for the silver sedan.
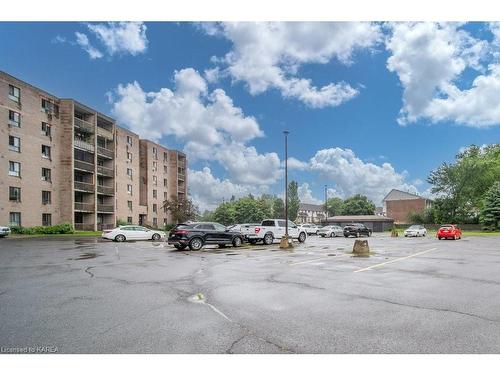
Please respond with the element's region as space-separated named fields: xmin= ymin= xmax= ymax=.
xmin=318 ymin=225 xmax=344 ymax=237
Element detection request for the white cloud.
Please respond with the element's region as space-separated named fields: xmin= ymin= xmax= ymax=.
xmin=298 ymin=183 xmax=323 ymax=205
xmin=111 ymin=68 xmax=281 ymax=186
xmin=202 ymin=22 xmax=381 ymax=108
xmin=286 ymin=157 xmax=309 ymax=170
xmin=386 ymin=22 xmax=500 ymax=127
xmin=87 ymin=22 xmax=148 ymax=56
xmin=75 ymin=32 xmax=103 ymax=59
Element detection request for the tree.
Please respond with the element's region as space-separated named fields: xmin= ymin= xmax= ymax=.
xmin=162 ymin=196 xmax=199 ymax=224
xmin=273 ymin=198 xmax=285 ymax=219
xmin=480 ymin=181 xmax=500 ymax=230
xmin=212 ymin=202 xmax=237 ymax=226
xmin=288 ymin=181 xmax=300 ymax=221
xmin=340 ymin=194 xmax=375 ymax=215
xmin=326 ymin=197 xmax=343 ymax=217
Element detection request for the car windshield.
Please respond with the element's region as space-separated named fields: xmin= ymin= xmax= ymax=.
xmin=408 ymin=225 xmax=420 ymax=229
xmin=441 ymin=226 xmax=453 ymax=229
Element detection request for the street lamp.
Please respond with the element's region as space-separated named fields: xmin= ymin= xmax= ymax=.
xmin=324 ymin=184 xmax=328 ymax=222
xmin=280 ymin=130 xmax=291 ymax=249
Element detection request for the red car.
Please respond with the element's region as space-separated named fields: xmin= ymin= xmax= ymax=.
xmin=437 ymin=225 xmax=462 ymax=240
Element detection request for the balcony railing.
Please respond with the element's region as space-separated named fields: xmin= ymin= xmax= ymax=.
xmin=97 ymin=126 xmax=114 ymax=140
xmin=178 ymin=173 xmax=185 ymax=180
xmin=97 ymin=204 xmax=114 ymax=213
xmin=74 ymin=202 xmax=95 ymax=212
xmin=75 ymin=223 xmax=95 ymax=231
xmin=97 ymin=146 xmax=114 ymax=159
xmin=97 ymin=165 xmax=114 ymax=177
xmin=74 ymin=160 xmax=95 ymax=173
xmin=74 ymin=117 xmax=94 ymax=133
xmin=74 ymin=138 xmax=95 ymax=152
xmin=74 ymin=181 xmax=95 ymax=192
xmin=97 ymin=223 xmax=115 ymax=231
xmin=97 ymin=185 xmax=115 ymax=195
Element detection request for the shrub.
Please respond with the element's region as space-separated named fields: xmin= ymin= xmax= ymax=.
xmin=116 ymin=219 xmax=128 ymax=227
xmin=10 ymin=223 xmax=73 ymax=235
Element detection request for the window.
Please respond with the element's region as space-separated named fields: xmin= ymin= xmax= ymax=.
xmin=153 ymin=176 xmax=157 ymax=185
xmin=8 ymin=110 xmax=20 ymax=127
xmin=41 ymin=122 xmax=51 ymax=137
xmin=41 ymin=168 xmax=51 ymax=182
xmin=9 ymin=187 xmax=21 ymax=202
xmin=9 ymin=136 xmax=20 ymax=152
xmin=214 ymin=223 xmax=226 ymax=232
xmin=126 ymin=136 xmax=133 ymax=146
xmin=127 ymin=168 xmax=133 ymax=178
xmin=42 ymin=213 xmax=52 ymax=226
xmin=164 ymin=165 xmax=168 ymax=174
xmin=153 ymin=204 xmax=157 ymax=213
xmin=41 ymin=99 xmax=59 ymax=116
xmin=9 ymin=84 xmax=20 ymax=103
xmin=163 ymin=218 xmax=167 ymax=226
xmin=127 ymin=200 xmax=132 ymax=210
xmin=163 ymin=178 xmax=167 ymax=187
xmin=153 ymin=218 xmax=158 ymax=227
xmin=163 ymin=152 xmax=168 ymax=162
xmin=127 ymin=216 xmax=132 ymax=224
xmin=152 ymin=147 xmax=157 ymax=155
xmin=127 ymin=152 xmax=132 ymax=161
xmin=127 ymin=184 xmax=133 ymax=194
xmin=42 ymin=191 xmax=51 ymax=205
xmin=153 ymin=189 xmax=157 ymax=198
xmin=9 ymin=161 xmax=20 ymax=177
xmin=152 ymin=161 xmax=157 ymax=171
xmin=9 ymin=212 xmax=21 ymax=227
xmin=41 ymin=145 xmax=51 ymax=159
xmin=164 ymin=192 xmax=167 ymax=199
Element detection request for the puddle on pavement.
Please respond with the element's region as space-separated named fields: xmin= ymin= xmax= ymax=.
xmin=225 ymin=253 xmax=238 ymax=256
xmin=72 ymin=252 xmax=101 ymax=260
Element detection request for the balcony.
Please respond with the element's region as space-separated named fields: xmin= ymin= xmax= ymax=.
xmin=97 ymin=165 xmax=114 ymax=177
xmin=97 ymin=204 xmax=114 ymax=213
xmin=74 ymin=139 xmax=95 ymax=153
xmin=178 ymin=173 xmax=185 ymax=181
xmin=97 ymin=146 xmax=114 ymax=159
xmin=97 ymin=185 xmax=114 ymax=195
xmin=97 ymin=223 xmax=115 ymax=231
xmin=75 ymin=223 xmax=95 ymax=231
xmin=74 ymin=117 xmax=94 ymax=133
xmin=74 ymin=202 xmax=95 ymax=212
xmin=74 ymin=160 xmax=95 ymax=173
xmin=97 ymin=126 xmax=114 ymax=140
xmin=74 ymin=181 xmax=95 ymax=193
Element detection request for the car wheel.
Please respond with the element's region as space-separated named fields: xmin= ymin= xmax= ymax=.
xmin=233 ymin=237 xmax=242 ymax=247
xmin=316 ymin=231 xmax=319 ymax=236
xmin=330 ymin=232 xmax=335 ymax=238
xmin=174 ymin=244 xmax=187 ymax=250
xmin=298 ymin=232 xmax=306 ymax=243
xmin=263 ymin=233 xmax=274 ymax=245
xmin=344 ymin=234 xmax=349 ymax=238
xmin=189 ymin=237 xmax=203 ymax=251
xmin=356 ymin=232 xmax=360 ymax=238
xmin=368 ymin=231 xmax=372 ymax=237
xmin=152 ymin=233 xmax=160 ymax=241
xmin=115 ymin=234 xmax=126 ymax=242
xmin=438 ymin=237 xmax=442 ymax=240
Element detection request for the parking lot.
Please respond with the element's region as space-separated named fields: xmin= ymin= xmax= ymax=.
xmin=1 ymin=233 xmax=500 ymax=353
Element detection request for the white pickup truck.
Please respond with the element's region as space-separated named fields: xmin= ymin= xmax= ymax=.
xmin=243 ymin=219 xmax=307 ymax=245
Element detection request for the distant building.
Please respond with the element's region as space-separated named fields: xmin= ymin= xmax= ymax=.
xmin=323 ymin=215 xmax=394 ymax=232
xmin=375 ymin=206 xmax=385 ymax=216
xmin=382 ymin=189 xmax=433 ymax=224
xmin=297 ymin=203 xmax=326 ymax=224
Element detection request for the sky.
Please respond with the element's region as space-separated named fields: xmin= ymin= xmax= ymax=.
xmin=1 ymin=21 xmax=499 ymax=210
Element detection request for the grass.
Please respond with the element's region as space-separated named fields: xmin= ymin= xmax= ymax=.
xmin=8 ymin=231 xmax=102 ymax=239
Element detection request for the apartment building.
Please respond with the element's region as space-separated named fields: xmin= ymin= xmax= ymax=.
xmin=1 ymin=71 xmax=188 ymax=230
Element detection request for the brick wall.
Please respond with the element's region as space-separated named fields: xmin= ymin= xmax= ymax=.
xmin=386 ymin=198 xmax=426 ymax=224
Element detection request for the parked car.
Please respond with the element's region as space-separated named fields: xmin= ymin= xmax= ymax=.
xmin=437 ymin=225 xmax=462 ymax=240
xmin=245 ymin=219 xmax=307 ymax=245
xmin=343 ymin=223 xmax=372 ymax=238
xmin=404 ymin=225 xmax=427 ymax=237
xmin=318 ymin=225 xmax=344 ymax=238
xmin=102 ymin=226 xmax=166 ymax=242
xmin=298 ymin=224 xmax=321 ymax=235
xmin=167 ymin=222 xmax=245 ymax=251
xmin=0 ymin=226 xmax=11 ymax=238
xmin=227 ymin=223 xmax=259 ymax=234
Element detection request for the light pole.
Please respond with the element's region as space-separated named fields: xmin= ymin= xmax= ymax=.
xmin=324 ymin=184 xmax=328 ymax=222
xmin=280 ymin=130 xmax=291 ymax=249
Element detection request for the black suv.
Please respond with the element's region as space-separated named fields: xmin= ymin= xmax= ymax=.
xmin=168 ymin=222 xmax=245 ymax=251
xmin=343 ymin=223 xmax=372 ymax=238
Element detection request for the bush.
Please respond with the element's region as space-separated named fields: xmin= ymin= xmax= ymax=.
xmin=116 ymin=219 xmax=128 ymax=226
xmin=10 ymin=223 xmax=74 ymax=235
xmin=164 ymin=223 xmax=177 ymax=232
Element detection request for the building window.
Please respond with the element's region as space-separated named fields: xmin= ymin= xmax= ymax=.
xmin=163 ymin=178 xmax=167 ymax=187
xmin=153 ymin=204 xmax=157 ymax=213
xmin=9 ymin=84 xmax=20 ymax=103
xmin=153 ymin=189 xmax=157 ymax=199
xmin=127 ymin=168 xmax=133 ymax=178
xmin=153 ymin=176 xmax=157 ymax=185
xmin=163 ymin=152 xmax=168 ymax=162
xmin=163 ymin=165 xmax=168 ymax=174
xmin=41 ymin=145 xmax=51 ymax=159
xmin=127 ymin=136 xmax=133 ymax=146
xmin=153 ymin=218 xmax=157 ymax=227
xmin=9 ymin=161 xmax=21 ymax=177
xmin=41 ymin=122 xmax=51 ymax=137
xmin=8 ymin=110 xmax=20 ymax=127
xmin=153 ymin=147 xmax=157 ymax=155
xmin=9 ymin=212 xmax=21 ymax=227
xmin=127 ymin=200 xmax=132 ymax=210
xmin=163 ymin=218 xmax=167 ymax=226
xmin=42 ymin=191 xmax=51 ymax=205
xmin=9 ymin=136 xmax=20 ymax=152
xmin=41 ymin=99 xmax=59 ymax=116
xmin=127 ymin=184 xmax=133 ymax=194
xmin=127 ymin=152 xmax=132 ymax=161
xmin=41 ymin=168 xmax=51 ymax=182
xmin=9 ymin=187 xmax=21 ymax=202
xmin=42 ymin=213 xmax=52 ymax=226
xmin=164 ymin=192 xmax=167 ymax=199
xmin=152 ymin=161 xmax=157 ymax=171
xmin=127 ymin=216 xmax=132 ymax=224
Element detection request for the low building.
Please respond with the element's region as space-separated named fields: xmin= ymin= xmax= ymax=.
xmin=297 ymin=203 xmax=326 ymax=224
xmin=383 ymin=189 xmax=433 ymax=224
xmin=323 ymin=215 xmax=394 ymax=232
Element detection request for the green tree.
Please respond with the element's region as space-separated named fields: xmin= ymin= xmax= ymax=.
xmin=162 ymin=196 xmax=199 ymax=224
xmin=340 ymin=194 xmax=375 ymax=215
xmin=235 ymin=196 xmax=269 ymax=223
xmin=326 ymin=197 xmax=343 ymax=217
xmin=480 ymin=181 xmax=500 ymax=230
xmin=288 ymin=181 xmax=300 ymax=221
xmin=212 ymin=202 xmax=237 ymax=226
xmin=273 ymin=198 xmax=285 ymax=219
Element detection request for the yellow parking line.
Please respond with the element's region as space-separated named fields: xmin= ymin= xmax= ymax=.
xmin=290 ymin=253 xmax=349 ymax=266
xmin=354 ymin=248 xmax=438 ymax=273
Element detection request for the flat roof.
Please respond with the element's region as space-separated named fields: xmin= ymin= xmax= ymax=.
xmin=326 ymin=215 xmax=394 ymax=222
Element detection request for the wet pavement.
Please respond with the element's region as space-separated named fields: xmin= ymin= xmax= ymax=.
xmin=1 ymin=234 xmax=500 ymax=353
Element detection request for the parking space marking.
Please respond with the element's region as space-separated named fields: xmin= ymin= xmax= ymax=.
xmin=290 ymin=253 xmax=349 ymax=266
xmin=354 ymin=247 xmax=438 ymax=273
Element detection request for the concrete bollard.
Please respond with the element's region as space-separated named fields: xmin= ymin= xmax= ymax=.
xmin=352 ymin=239 xmax=370 ymax=255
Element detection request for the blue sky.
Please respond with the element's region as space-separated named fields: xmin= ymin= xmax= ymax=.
xmin=1 ymin=22 xmax=499 ymax=210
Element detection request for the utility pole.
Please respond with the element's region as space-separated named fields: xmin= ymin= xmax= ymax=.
xmin=280 ymin=130 xmax=292 ymax=249
xmin=324 ymin=184 xmax=328 ymax=221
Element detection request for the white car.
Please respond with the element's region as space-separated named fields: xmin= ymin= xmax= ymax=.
xmin=404 ymin=225 xmax=427 ymax=237
xmin=246 ymin=219 xmax=307 ymax=245
xmin=227 ymin=223 xmax=259 ymax=233
xmin=318 ymin=225 xmax=343 ymax=237
xmin=0 ymin=226 xmax=11 ymax=238
xmin=102 ymin=225 xmax=166 ymax=242
xmin=298 ymin=224 xmax=321 ymax=235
